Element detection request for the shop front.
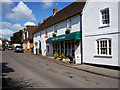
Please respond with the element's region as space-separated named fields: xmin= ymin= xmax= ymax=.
xmin=46 ymin=31 xmax=82 ymax=64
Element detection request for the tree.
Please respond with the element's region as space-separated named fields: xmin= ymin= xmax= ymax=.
xmin=10 ymin=30 xmax=23 ymax=44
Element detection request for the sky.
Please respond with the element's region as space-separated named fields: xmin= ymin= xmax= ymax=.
xmin=0 ymin=0 xmax=75 ymax=40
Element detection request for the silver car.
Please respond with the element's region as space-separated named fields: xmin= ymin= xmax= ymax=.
xmin=14 ymin=46 xmax=23 ymax=53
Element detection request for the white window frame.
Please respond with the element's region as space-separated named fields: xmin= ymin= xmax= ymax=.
xmin=45 ymin=30 xmax=47 ymax=35
xmin=40 ymin=32 xmax=41 ymax=37
xmin=100 ymin=8 xmax=110 ymax=27
xmin=67 ymin=19 xmax=71 ymax=29
xmin=96 ymin=38 xmax=112 ymax=56
xmin=54 ymin=25 xmax=57 ymax=33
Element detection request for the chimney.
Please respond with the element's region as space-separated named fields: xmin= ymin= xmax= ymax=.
xmin=43 ymin=18 xmax=46 ymax=22
xmin=53 ymin=8 xmax=57 ymax=15
xmin=38 ymin=22 xmax=41 ymax=25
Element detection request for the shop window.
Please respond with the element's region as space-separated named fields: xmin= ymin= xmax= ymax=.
xmin=68 ymin=42 xmax=71 ymax=56
xmin=53 ymin=43 xmax=55 ymax=55
xmin=96 ymin=39 xmax=111 ymax=55
xmin=61 ymin=41 xmax=64 ymax=54
xmin=65 ymin=42 xmax=67 ymax=56
xmin=47 ymin=46 xmax=49 ymax=52
xmin=72 ymin=42 xmax=75 ymax=57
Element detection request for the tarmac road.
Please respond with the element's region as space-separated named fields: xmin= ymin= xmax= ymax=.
xmin=2 ymin=50 xmax=118 ymax=88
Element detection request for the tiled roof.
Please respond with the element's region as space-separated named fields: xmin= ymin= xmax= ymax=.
xmin=33 ymin=1 xmax=86 ymax=34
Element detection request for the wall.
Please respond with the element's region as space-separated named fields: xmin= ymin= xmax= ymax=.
xmin=82 ymin=1 xmax=119 ymax=66
xmin=118 ymin=1 xmax=120 ymax=66
xmin=33 ymin=14 xmax=81 ymax=57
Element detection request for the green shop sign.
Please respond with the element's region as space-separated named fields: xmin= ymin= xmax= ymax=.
xmin=46 ymin=31 xmax=81 ymax=43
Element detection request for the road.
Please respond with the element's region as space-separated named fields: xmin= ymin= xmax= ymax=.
xmin=2 ymin=50 xmax=118 ymax=88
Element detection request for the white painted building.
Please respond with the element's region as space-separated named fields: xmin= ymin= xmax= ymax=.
xmin=33 ymin=1 xmax=120 ymax=66
xmin=33 ymin=2 xmax=85 ymax=64
xmin=82 ymin=1 xmax=120 ymax=66
xmin=0 ymin=39 xmax=2 ymax=47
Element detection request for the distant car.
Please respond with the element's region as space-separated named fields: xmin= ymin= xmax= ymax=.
xmin=5 ymin=46 xmax=8 ymax=49
xmin=8 ymin=46 xmax=13 ymax=50
xmin=0 ymin=46 xmax=5 ymax=51
xmin=14 ymin=46 xmax=23 ymax=53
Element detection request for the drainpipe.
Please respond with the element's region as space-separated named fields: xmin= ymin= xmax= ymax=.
xmin=80 ymin=13 xmax=83 ymax=64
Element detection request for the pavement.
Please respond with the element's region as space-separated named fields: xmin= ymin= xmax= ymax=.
xmin=43 ymin=55 xmax=120 ymax=80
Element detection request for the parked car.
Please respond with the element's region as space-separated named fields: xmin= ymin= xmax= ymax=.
xmin=14 ymin=46 xmax=23 ymax=53
xmin=5 ymin=46 xmax=8 ymax=49
xmin=0 ymin=46 xmax=5 ymax=51
xmin=8 ymin=46 xmax=13 ymax=50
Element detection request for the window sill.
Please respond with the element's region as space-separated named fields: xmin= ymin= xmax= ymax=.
xmin=94 ymin=55 xmax=112 ymax=58
xmin=98 ymin=24 xmax=110 ymax=29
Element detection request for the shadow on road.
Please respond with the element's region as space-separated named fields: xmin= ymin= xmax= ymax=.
xmin=1 ymin=62 xmax=34 ymax=89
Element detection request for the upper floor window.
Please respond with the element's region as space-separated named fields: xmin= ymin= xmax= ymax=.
xmin=25 ymin=32 xmax=27 ymax=39
xmin=100 ymin=8 xmax=110 ymax=26
xmin=45 ymin=30 xmax=47 ymax=35
xmin=34 ymin=34 xmax=37 ymax=38
xmin=40 ymin=32 xmax=41 ymax=37
xmin=54 ymin=25 xmax=57 ymax=33
xmin=67 ymin=19 xmax=71 ymax=29
xmin=96 ymin=39 xmax=111 ymax=55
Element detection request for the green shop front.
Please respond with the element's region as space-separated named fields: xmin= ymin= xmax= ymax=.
xmin=46 ymin=31 xmax=82 ymax=64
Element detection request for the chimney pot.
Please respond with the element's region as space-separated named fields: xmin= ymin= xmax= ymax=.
xmin=38 ymin=22 xmax=41 ymax=25
xmin=43 ymin=18 xmax=46 ymax=22
xmin=53 ymin=8 xmax=57 ymax=15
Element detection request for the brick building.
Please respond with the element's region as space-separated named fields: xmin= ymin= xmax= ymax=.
xmin=22 ymin=25 xmax=38 ymax=53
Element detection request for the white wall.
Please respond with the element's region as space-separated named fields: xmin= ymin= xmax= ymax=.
xmin=0 ymin=40 xmax=2 ymax=45
xmin=33 ymin=14 xmax=81 ymax=57
xmin=82 ymin=2 xmax=119 ymax=66
xmin=118 ymin=2 xmax=120 ymax=66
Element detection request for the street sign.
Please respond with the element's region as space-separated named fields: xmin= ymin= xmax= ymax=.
xmin=75 ymin=55 xmax=81 ymax=64
xmin=45 ymin=35 xmax=48 ymax=38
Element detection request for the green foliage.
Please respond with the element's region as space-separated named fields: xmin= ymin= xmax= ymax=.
xmin=10 ymin=30 xmax=23 ymax=44
xmin=59 ymin=53 xmax=66 ymax=60
xmin=53 ymin=51 xmax=59 ymax=59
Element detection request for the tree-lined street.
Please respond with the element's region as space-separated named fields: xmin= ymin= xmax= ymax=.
xmin=2 ymin=50 xmax=118 ymax=88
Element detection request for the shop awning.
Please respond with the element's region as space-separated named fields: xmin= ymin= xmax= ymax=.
xmin=46 ymin=31 xmax=81 ymax=43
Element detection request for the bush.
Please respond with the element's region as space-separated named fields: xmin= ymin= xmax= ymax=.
xmin=53 ymin=51 xmax=59 ymax=59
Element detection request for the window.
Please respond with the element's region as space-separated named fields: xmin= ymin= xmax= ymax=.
xmin=96 ymin=39 xmax=111 ymax=55
xmin=53 ymin=42 xmax=60 ymax=55
xmin=100 ymin=8 xmax=110 ymax=26
xmin=67 ymin=19 xmax=71 ymax=29
xmin=45 ymin=30 xmax=47 ymax=35
xmin=54 ymin=25 xmax=57 ymax=33
xmin=40 ymin=32 xmax=41 ymax=37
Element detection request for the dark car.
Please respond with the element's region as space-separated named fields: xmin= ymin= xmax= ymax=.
xmin=0 ymin=46 xmax=5 ymax=51
xmin=14 ymin=46 xmax=23 ymax=53
xmin=8 ymin=46 xmax=13 ymax=50
xmin=5 ymin=46 xmax=8 ymax=49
